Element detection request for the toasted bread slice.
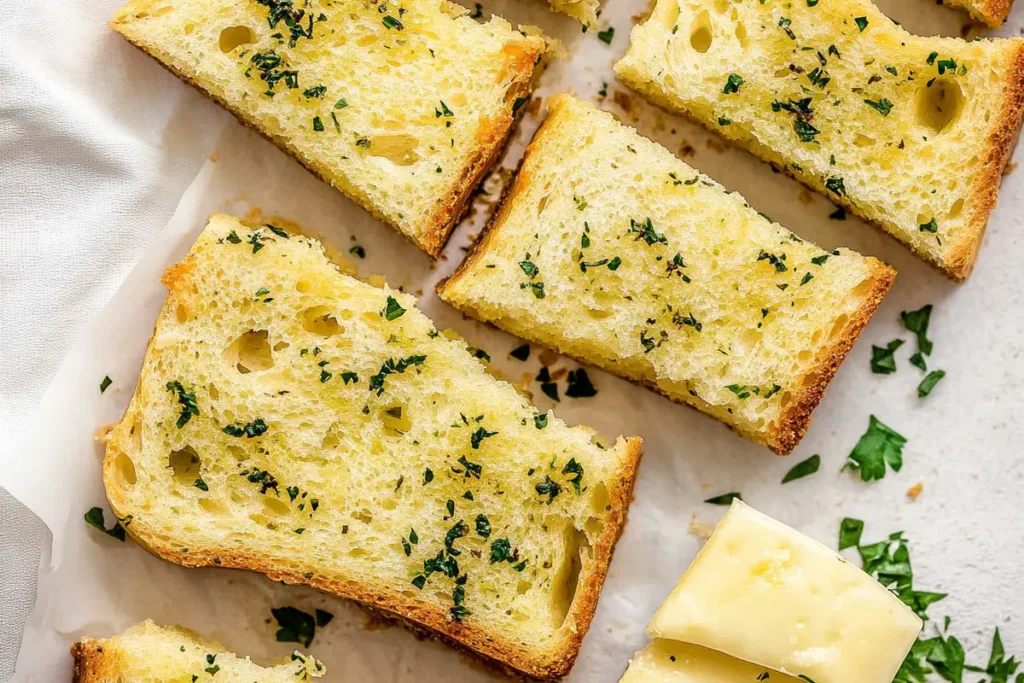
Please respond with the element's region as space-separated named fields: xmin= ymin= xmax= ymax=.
xmin=619 ymin=640 xmax=800 ymax=683
xmin=104 ymin=213 xmax=642 ymax=680
xmin=72 ymin=620 xmax=324 ymax=682
xmin=615 ymin=0 xmax=1024 ymax=280
xmin=437 ymin=95 xmax=894 ymax=455
xmin=944 ymin=0 xmax=1014 ymax=27
xmin=110 ymin=0 xmax=544 ymax=257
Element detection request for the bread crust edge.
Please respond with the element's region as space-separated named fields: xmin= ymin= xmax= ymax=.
xmin=108 ymin=16 xmax=542 ymax=259
xmin=71 ymin=639 xmax=112 ymax=683
xmin=949 ymin=41 xmax=1024 ymax=279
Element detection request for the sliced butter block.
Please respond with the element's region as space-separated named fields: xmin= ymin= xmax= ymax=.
xmin=111 ymin=0 xmax=544 ymax=257
xmin=438 ymin=94 xmax=894 ymax=455
xmin=616 ymin=0 xmax=1024 ymax=280
xmin=72 ymin=620 xmax=324 ymax=682
xmin=619 ymin=640 xmax=800 ymax=683
xmin=648 ymin=501 xmax=922 ymax=683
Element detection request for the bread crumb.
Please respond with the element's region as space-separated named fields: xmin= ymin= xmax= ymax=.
xmin=538 ymin=349 xmax=561 ymax=367
xmin=208 ymin=150 xmax=220 ymax=163
xmin=612 ymin=91 xmax=633 ymax=114
xmin=688 ymin=516 xmax=714 ymax=539
xmin=678 ymin=142 xmax=695 ymax=157
xmin=797 ymin=188 xmax=814 ymax=204
xmin=907 ymin=482 xmax=924 ymax=500
xmin=550 ymin=367 xmax=569 ymax=382
xmin=94 ymin=423 xmax=116 ymax=444
xmin=1004 ymin=161 xmax=1017 ymax=177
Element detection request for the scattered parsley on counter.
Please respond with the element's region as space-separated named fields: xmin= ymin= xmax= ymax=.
xmin=844 ymin=415 xmax=906 ymax=481
xmin=510 ymin=343 xmax=530 ymax=361
xmin=917 ymin=370 xmax=946 ymax=398
xmin=565 ymin=368 xmax=597 ymax=398
xmin=870 ymin=339 xmax=904 ymax=374
xmin=597 ymin=26 xmax=615 ymax=44
xmin=703 ymin=492 xmax=742 ymax=505
xmin=837 ymin=517 xmax=863 ymax=550
xmin=84 ymin=507 xmax=126 ymax=541
xmin=781 ymin=455 xmax=820 ymax=483
xmin=100 ymin=376 xmax=112 ymax=393
xmin=901 ymin=304 xmax=934 ymax=356
xmin=272 ymin=606 xmax=318 ymax=648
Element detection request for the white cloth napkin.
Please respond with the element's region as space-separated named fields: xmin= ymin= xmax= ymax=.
xmin=0 ymin=0 xmax=226 ymax=675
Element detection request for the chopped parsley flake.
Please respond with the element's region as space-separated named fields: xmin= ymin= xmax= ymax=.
xmin=844 ymin=415 xmax=906 ymax=481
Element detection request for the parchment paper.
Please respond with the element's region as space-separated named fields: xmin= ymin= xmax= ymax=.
xmin=5 ymin=0 xmax=1024 ymax=680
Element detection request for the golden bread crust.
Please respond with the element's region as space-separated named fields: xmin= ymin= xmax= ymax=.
xmin=950 ymin=42 xmax=1024 ymax=279
xmin=768 ymin=261 xmax=895 ymax=453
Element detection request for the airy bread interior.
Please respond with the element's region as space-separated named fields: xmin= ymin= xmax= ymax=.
xmin=104 ymin=214 xmax=641 ymax=679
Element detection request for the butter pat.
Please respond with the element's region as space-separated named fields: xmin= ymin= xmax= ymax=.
xmin=648 ymin=501 xmax=922 ymax=683
xmin=620 ymin=640 xmax=800 ymax=683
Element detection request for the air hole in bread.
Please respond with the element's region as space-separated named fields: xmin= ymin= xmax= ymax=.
xmin=301 ymin=307 xmax=343 ymax=336
xmin=114 ymin=452 xmax=137 ymax=486
xmin=175 ymin=303 xmax=189 ymax=323
xmin=712 ymin=0 xmax=729 ymax=13
xmin=855 ymin=134 xmax=876 ymax=147
xmin=948 ymin=198 xmax=964 ymax=219
xmin=219 ymin=26 xmax=255 ymax=53
xmin=200 ymin=499 xmax=228 ymax=515
xmin=829 ymin=313 xmax=850 ymax=339
xmin=296 ymin=277 xmax=313 ymax=293
xmin=537 ymin=194 xmax=550 ymax=214
xmin=551 ymin=525 xmax=590 ymax=627
xmin=689 ymin=11 xmax=713 ymax=53
xmin=223 ymin=329 xmax=274 ymax=373
xmin=734 ymin=20 xmax=747 ymax=48
xmin=168 ymin=446 xmax=202 ymax=486
xmin=915 ymin=79 xmax=964 ymax=134
xmin=264 ymin=497 xmax=290 ymax=516
xmin=353 ymin=509 xmax=374 ymax=524
xmin=382 ymin=404 xmax=412 ymax=434
xmin=588 ymin=482 xmax=610 ymax=514
xmin=273 ymin=341 xmax=290 ymax=352
xmin=517 ymin=579 xmax=533 ymax=595
xmin=321 ymin=426 xmax=341 ymax=449
xmin=368 ymin=134 xmax=421 ymax=166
